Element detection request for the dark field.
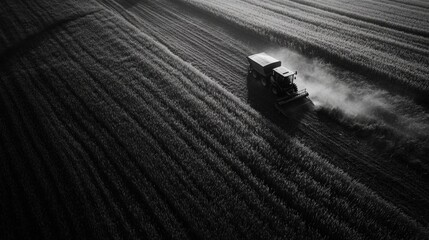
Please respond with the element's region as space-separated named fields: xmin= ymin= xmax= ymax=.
xmin=1 ymin=0 xmax=428 ymax=239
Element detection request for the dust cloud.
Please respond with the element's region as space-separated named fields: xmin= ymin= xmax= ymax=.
xmin=267 ymin=48 xmax=429 ymax=136
xmin=266 ymin=48 xmax=429 ymax=166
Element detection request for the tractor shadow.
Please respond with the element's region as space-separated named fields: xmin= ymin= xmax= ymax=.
xmin=246 ymin=73 xmax=313 ymax=136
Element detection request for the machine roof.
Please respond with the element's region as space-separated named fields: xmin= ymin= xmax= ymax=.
xmin=247 ymin=52 xmax=280 ymax=67
xmin=273 ymin=66 xmax=294 ymax=76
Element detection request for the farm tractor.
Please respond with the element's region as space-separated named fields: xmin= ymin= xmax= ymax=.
xmin=247 ymin=52 xmax=309 ymax=105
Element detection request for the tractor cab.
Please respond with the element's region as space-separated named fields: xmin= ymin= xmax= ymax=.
xmin=272 ymin=66 xmax=297 ymax=88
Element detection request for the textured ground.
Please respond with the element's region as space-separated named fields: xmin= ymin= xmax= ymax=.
xmin=100 ymin=0 xmax=429 ymax=225
xmin=0 ymin=0 xmax=428 ymax=239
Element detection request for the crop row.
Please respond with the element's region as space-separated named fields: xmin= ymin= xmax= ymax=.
xmin=179 ymin=0 xmax=429 ymax=94
xmin=99 ymin=0 xmax=251 ymax=101
xmin=0 ymin=0 xmax=428 ymax=239
xmin=290 ymin=0 xmax=429 ymax=36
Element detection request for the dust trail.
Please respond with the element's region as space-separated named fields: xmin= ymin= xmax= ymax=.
xmin=267 ymin=48 xmax=429 ymax=169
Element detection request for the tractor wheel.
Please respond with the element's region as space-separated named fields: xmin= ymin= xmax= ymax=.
xmin=271 ymin=86 xmax=279 ymax=96
xmin=261 ymin=77 xmax=269 ymax=87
